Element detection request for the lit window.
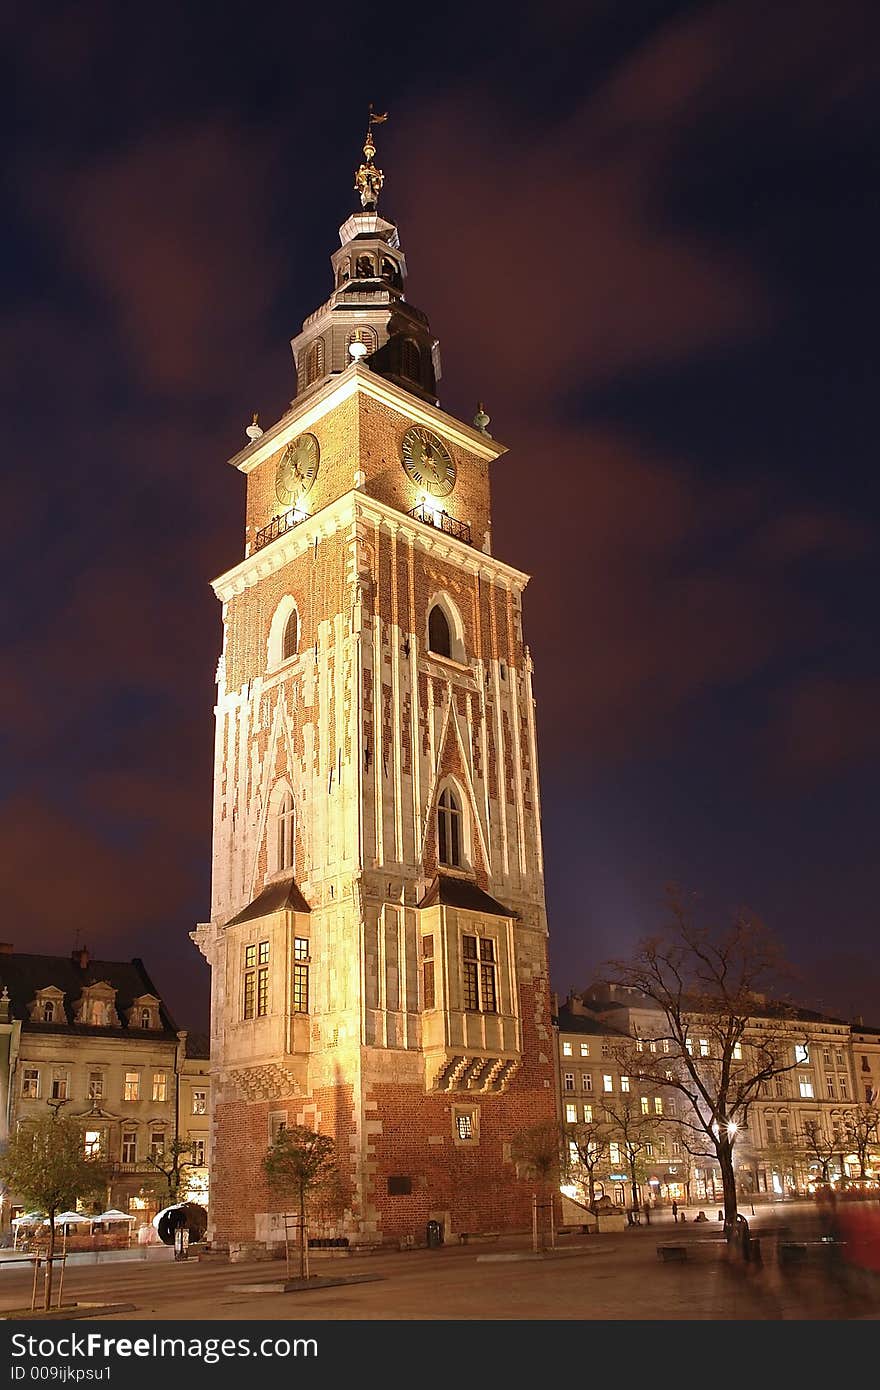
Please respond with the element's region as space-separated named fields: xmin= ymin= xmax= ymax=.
xmin=84 ymin=1130 xmax=103 ymax=1159
xmin=243 ymin=942 xmax=269 ymax=1019
xmin=293 ymin=937 xmax=309 ymax=1014
xmin=282 ymin=610 xmax=299 ymax=661
xmin=580 ymin=1043 xmax=590 ymax=1058
xmin=732 ymin=1042 xmax=743 ymax=1060
xmin=566 ymin=1104 xmax=577 ymax=1124
xmin=88 ymin=1072 xmax=104 ymax=1102
xmin=564 ymin=1072 xmax=575 ymax=1092
xmin=152 ymin=1072 xmax=167 ymax=1103
xmin=562 ymin=1042 xmax=573 ymax=1057
xmin=620 ymin=1076 xmax=630 ymax=1093
xmin=149 ymin=1131 xmax=165 ymax=1162
xmin=277 ymin=793 xmax=295 ymax=871
xmin=685 ymin=1038 xmax=693 ymax=1055
xmin=795 ymin=1043 xmax=809 ymax=1065
xmin=421 ymin=936 xmax=435 ymax=1011
xmin=462 ymin=936 xmax=497 ymax=1013
xmin=192 ymin=1090 xmax=207 ymax=1116
xmin=654 ymin=1097 xmax=663 ymax=1115
xmin=699 ymin=1039 xmax=710 ymax=1058
xmin=191 ymin=1139 xmax=206 ymax=1167
xmin=798 ymin=1076 xmax=814 ymax=1099
xmin=609 ymin=1143 xmax=621 ymax=1166
xmin=428 ymin=606 xmax=452 ymax=658
xmin=635 ymin=1039 xmax=644 ymax=1052
xmin=21 ymin=1069 xmax=40 ymax=1099
xmin=644 ymin=1142 xmax=653 ymax=1157
xmin=582 ymin=1073 xmax=592 ymax=1092
xmin=456 ymin=1113 xmax=474 ymax=1141
xmin=438 ymin=788 xmax=463 ymax=867
xmin=641 ymin=1096 xmax=650 ymax=1115
xmin=583 ymin=1104 xmax=593 ymax=1123
xmin=662 ymin=1039 xmax=670 ymax=1054
xmin=121 ymin=1131 xmax=137 ymax=1164
xmin=672 ymin=1141 xmax=682 ymax=1157
xmin=50 ymin=1069 xmax=68 ymax=1101
xmin=124 ymin=1072 xmax=140 ymax=1102
xmin=603 ymin=1075 xmax=613 ymax=1093
xmin=648 ymin=1040 xmax=657 ymax=1053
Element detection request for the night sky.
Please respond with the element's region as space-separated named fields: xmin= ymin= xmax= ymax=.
xmin=4 ymin=1 xmax=879 ymax=1033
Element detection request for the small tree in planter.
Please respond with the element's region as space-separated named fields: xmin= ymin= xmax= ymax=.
xmin=263 ymin=1125 xmax=339 ymax=1278
xmin=0 ymin=1108 xmax=109 ymax=1309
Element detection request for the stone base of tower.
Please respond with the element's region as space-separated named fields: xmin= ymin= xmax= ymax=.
xmin=210 ymin=1078 xmax=557 ymax=1251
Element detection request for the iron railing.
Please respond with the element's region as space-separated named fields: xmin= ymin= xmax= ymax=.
xmin=407 ymin=502 xmax=472 ymax=545
xmin=253 ymin=507 xmax=307 ymax=554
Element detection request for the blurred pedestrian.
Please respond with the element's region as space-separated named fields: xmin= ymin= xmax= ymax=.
xmin=672 ymin=1200 xmax=678 ymax=1223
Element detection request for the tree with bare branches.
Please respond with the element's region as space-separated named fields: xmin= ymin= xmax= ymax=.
xmin=566 ymin=1120 xmax=614 ymax=1210
xmin=801 ymin=1119 xmax=839 ymax=1185
xmin=841 ymin=1104 xmax=880 ymax=1181
xmin=604 ymin=889 xmax=805 ymax=1230
xmin=599 ymin=1097 xmax=658 ymax=1215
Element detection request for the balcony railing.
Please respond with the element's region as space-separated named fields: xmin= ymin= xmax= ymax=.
xmin=253 ymin=507 xmax=307 ymax=554
xmin=407 ymin=503 xmax=472 ymax=546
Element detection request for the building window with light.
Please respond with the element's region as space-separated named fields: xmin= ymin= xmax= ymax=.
xmin=795 ymin=1043 xmax=809 ymax=1064
xmin=620 ymin=1076 xmax=630 ymax=1093
xmin=293 ymin=937 xmax=309 ymax=1014
xmin=243 ymin=942 xmax=269 ymax=1019
xmin=124 ymin=1071 xmax=140 ymax=1102
xmin=732 ymin=1042 xmax=743 ymax=1060
xmin=456 ymin=1112 xmax=474 ymax=1141
xmin=462 ymin=936 xmax=497 ymax=1013
xmin=21 ymin=1068 xmax=40 ymax=1099
xmin=152 ymin=1072 xmax=167 ymax=1103
xmin=438 ymin=788 xmax=463 ymax=867
xmin=654 ymin=1097 xmax=663 ymax=1115
xmin=583 ymin=1104 xmax=593 ymax=1123
xmin=149 ymin=1131 xmax=165 ymax=1163
xmin=191 ymin=1139 xmax=206 ymax=1167
xmin=609 ymin=1143 xmax=621 ymax=1166
xmin=565 ymin=1104 xmax=577 ymax=1124
xmin=699 ymin=1039 xmax=710 ymax=1057
xmin=603 ymin=1074 xmax=613 ymax=1093
xmin=641 ymin=1096 xmax=650 ymax=1115
xmin=564 ymin=1072 xmax=575 ymax=1092
xmin=192 ymin=1089 xmax=207 ymax=1116
xmin=562 ymin=1042 xmax=572 ymax=1057
xmin=50 ymin=1069 xmax=68 ymax=1101
xmin=580 ymin=1042 xmax=590 ymax=1057
xmin=121 ymin=1131 xmax=137 ymax=1163
xmin=798 ymin=1075 xmax=814 ymax=1099
xmin=84 ymin=1130 xmax=103 ymax=1159
xmin=88 ymin=1071 xmax=104 ymax=1102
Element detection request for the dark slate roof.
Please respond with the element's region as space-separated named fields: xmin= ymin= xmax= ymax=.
xmin=417 ymin=874 xmax=516 ymax=918
xmin=555 ymin=1006 xmax=632 ymax=1039
xmin=224 ymin=875 xmax=311 ymax=928
xmin=0 ymin=952 xmax=179 ymax=1039
xmin=184 ymin=1031 xmax=210 ymax=1060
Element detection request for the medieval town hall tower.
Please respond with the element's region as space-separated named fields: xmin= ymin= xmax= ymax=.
xmin=195 ymin=120 xmax=557 ymax=1247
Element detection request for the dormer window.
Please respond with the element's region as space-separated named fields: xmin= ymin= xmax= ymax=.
xmin=29 ymin=987 xmax=67 ymax=1027
xmin=140 ymin=1008 xmax=151 ymax=1029
xmin=74 ymin=983 xmax=119 ymax=1028
xmin=127 ymin=994 xmax=161 ymax=1031
xmin=42 ymin=1001 xmax=55 ymax=1023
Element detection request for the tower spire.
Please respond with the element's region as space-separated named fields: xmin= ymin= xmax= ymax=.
xmin=354 ymin=104 xmax=388 ymax=210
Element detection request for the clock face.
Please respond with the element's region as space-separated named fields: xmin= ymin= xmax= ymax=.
xmin=401 ymin=426 xmax=456 ymax=498
xmin=275 ymin=433 xmax=320 ymax=506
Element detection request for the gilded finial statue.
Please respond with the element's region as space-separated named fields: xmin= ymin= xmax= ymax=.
xmin=355 ymin=104 xmax=388 ymax=210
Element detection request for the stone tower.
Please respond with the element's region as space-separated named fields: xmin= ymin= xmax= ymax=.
xmin=194 ymin=118 xmax=557 ymax=1248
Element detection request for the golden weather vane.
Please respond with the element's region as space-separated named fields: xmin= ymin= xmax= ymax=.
xmin=355 ymin=104 xmax=388 ymax=210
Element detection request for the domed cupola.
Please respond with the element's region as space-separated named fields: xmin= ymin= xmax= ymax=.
xmin=290 ymin=109 xmax=441 ymax=406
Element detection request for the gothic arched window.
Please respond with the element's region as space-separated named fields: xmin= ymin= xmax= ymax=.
xmin=438 ymin=788 xmax=462 ymax=868
xmin=428 ymin=605 xmax=451 ymax=658
xmin=282 ymin=610 xmax=299 ymax=661
xmin=277 ymin=791 xmax=295 ymax=872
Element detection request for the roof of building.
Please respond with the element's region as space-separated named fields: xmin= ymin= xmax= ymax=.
xmin=224 ymin=875 xmax=311 ymax=927
xmin=554 ymin=1005 xmax=631 ymax=1039
xmin=0 ymin=951 xmax=179 ymax=1039
xmin=417 ymin=874 xmax=515 ymax=918
xmin=184 ymin=1031 xmax=210 ymax=1060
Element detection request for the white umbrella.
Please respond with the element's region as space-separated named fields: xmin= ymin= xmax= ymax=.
xmin=11 ymin=1211 xmax=44 ymax=1225
xmin=94 ymin=1209 xmax=134 ymax=1222
xmin=46 ymin=1212 xmax=90 ymax=1225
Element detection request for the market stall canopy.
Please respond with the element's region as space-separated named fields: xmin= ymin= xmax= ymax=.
xmin=11 ymin=1212 xmax=44 ymax=1225
xmin=94 ymin=1209 xmax=134 ymax=1222
xmin=46 ymin=1212 xmax=90 ymax=1225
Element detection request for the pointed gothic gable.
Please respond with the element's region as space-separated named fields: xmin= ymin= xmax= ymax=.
xmin=420 ymin=689 xmax=490 ymax=877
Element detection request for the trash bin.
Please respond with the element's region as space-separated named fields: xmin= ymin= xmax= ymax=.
xmin=426 ymin=1220 xmax=443 ymax=1248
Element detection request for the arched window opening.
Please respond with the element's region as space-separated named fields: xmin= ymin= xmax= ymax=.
xmin=140 ymin=1007 xmax=152 ymax=1029
xmin=438 ymin=788 xmax=462 ymax=868
xmin=428 ymin=605 xmax=451 ymax=658
xmin=42 ymin=1001 xmax=55 ymax=1023
xmin=282 ymin=610 xmax=299 ymax=661
xmin=400 ymin=338 xmax=421 ymax=381
xmin=277 ymin=792 xmax=295 ymax=872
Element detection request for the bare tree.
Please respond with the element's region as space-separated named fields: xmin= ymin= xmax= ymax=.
xmin=801 ymin=1119 xmax=838 ymax=1185
xmin=605 ymin=889 xmax=804 ymax=1230
xmin=566 ymin=1121 xmax=613 ymax=1210
xmin=841 ymin=1104 xmax=880 ymax=1181
xmin=599 ymin=1097 xmax=658 ymax=1215
xmin=511 ymin=1121 xmax=561 ymax=1249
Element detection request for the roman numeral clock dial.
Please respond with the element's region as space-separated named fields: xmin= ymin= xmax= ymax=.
xmin=275 ymin=432 xmax=320 ymax=507
xmin=401 ymin=425 xmax=456 ymax=498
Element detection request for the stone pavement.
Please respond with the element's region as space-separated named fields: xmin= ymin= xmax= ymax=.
xmin=0 ymin=1217 xmax=876 ymax=1321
